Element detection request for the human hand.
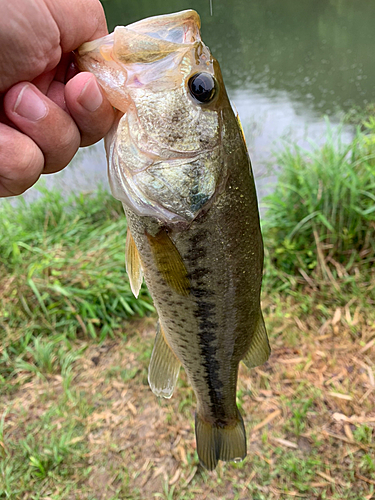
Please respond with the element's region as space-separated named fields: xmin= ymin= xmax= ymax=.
xmin=0 ymin=0 xmax=116 ymax=197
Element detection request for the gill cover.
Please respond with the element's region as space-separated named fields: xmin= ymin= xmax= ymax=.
xmin=76 ymin=10 xmax=225 ymax=224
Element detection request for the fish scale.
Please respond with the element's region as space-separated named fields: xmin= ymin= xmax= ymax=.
xmin=76 ymin=9 xmax=270 ymax=470
xmin=124 ymin=127 xmax=264 ymax=436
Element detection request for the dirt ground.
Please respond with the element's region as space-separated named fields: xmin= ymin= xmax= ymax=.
xmin=3 ymin=308 xmax=375 ymax=499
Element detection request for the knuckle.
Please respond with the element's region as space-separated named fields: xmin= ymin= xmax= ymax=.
xmin=43 ymin=122 xmax=80 ymax=173
xmin=77 ymin=105 xmax=115 ymax=147
xmin=0 ymin=136 xmax=44 ymax=195
xmin=15 ymin=144 xmax=44 ymax=192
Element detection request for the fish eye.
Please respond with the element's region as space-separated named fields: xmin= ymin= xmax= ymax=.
xmin=188 ymin=73 xmax=217 ymax=104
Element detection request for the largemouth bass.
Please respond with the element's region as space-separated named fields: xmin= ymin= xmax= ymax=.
xmin=77 ymin=10 xmax=270 ymax=471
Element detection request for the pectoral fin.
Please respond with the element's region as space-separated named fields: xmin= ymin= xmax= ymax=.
xmin=146 ymin=229 xmax=190 ymax=296
xmin=125 ymin=229 xmax=143 ymax=298
xmin=242 ymin=312 xmax=271 ymax=369
xmin=148 ymin=322 xmax=181 ymax=399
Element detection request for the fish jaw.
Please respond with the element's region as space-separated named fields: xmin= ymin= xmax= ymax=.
xmin=76 ymin=10 xmax=205 ymax=112
xmin=76 ymin=11 xmax=229 ymax=225
xmin=76 ymin=10 xmax=269 ymax=470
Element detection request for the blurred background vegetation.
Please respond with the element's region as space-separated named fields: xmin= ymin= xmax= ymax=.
xmin=1 ymin=113 xmax=374 ymax=500
xmin=1 ymin=0 xmax=375 ymax=498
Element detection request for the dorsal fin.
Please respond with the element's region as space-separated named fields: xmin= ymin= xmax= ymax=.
xmin=236 ymin=112 xmax=247 ymax=145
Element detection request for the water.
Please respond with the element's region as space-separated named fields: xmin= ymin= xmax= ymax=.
xmin=9 ymin=0 xmax=375 ymax=203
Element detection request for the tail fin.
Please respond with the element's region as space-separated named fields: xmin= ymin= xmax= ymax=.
xmin=195 ymin=411 xmax=247 ymax=471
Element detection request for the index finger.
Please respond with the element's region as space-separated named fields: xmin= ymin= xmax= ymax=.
xmin=45 ymin=0 xmax=109 ymax=51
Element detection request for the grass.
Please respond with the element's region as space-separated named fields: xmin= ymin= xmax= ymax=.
xmin=0 ymin=186 xmax=153 ymax=390
xmin=2 ymin=311 xmax=374 ymax=499
xmin=262 ymin=118 xmax=375 ymax=294
xmin=0 ymin=186 xmax=153 ymax=338
xmin=0 ymin=114 xmax=375 ymax=499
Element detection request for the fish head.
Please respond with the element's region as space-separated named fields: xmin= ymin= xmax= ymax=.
xmin=76 ymin=10 xmax=235 ymax=224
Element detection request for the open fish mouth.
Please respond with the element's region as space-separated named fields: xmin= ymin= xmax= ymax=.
xmin=76 ymin=9 xmax=269 ymax=471
xmin=75 ymin=9 xmax=213 ymax=114
xmin=76 ymin=10 xmax=221 ymax=224
xmin=78 ymin=10 xmax=202 ymax=65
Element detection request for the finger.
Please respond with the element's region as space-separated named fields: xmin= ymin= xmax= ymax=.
xmin=32 ymin=68 xmax=57 ymax=94
xmin=4 ymin=82 xmax=81 ymax=174
xmin=65 ymin=72 xmax=115 ymax=147
xmin=0 ymin=123 xmax=44 ymax=197
xmin=47 ymin=81 xmax=69 ymax=111
xmin=0 ymin=1 xmax=61 ymax=92
xmin=65 ymin=61 xmax=80 ymax=83
xmin=45 ymin=0 xmax=108 ymax=51
xmin=30 ymin=54 xmax=74 ymax=101
xmin=54 ymin=53 xmax=74 ymax=83
xmin=0 ymin=1 xmax=108 ymax=93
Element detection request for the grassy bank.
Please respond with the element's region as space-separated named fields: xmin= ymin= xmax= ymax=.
xmin=0 ymin=119 xmax=374 ymax=499
xmin=263 ymin=118 xmax=375 ymax=293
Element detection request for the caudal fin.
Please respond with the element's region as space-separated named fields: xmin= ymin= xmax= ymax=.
xmin=195 ymin=411 xmax=247 ymax=470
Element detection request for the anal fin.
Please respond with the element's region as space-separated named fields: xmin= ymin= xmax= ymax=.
xmin=195 ymin=409 xmax=247 ymax=471
xmin=242 ymin=312 xmax=271 ymax=369
xmin=148 ymin=322 xmax=180 ymax=399
xmin=125 ymin=229 xmax=143 ymax=298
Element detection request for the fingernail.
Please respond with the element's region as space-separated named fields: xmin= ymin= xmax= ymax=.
xmin=78 ymin=76 xmax=103 ymax=112
xmin=13 ymin=85 xmax=47 ymax=121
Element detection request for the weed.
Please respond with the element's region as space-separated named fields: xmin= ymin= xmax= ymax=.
xmin=353 ymin=424 xmax=374 ymax=444
xmin=0 ymin=188 xmax=153 ymax=345
xmin=106 ymin=366 xmax=139 ymax=382
xmin=1 ymin=117 xmax=375 ymax=499
xmin=262 ymin=119 xmax=375 ymax=295
xmin=276 ymin=451 xmax=322 ymax=492
xmin=0 ymin=189 xmax=154 ymax=382
xmin=0 ymin=393 xmax=88 ymax=499
xmin=360 ymin=454 xmax=375 ymax=473
xmin=286 ymin=397 xmax=314 ymax=436
xmin=154 ymin=480 xmax=177 ymax=500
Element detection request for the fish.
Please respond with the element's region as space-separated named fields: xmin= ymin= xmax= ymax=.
xmin=76 ymin=9 xmax=270 ymax=471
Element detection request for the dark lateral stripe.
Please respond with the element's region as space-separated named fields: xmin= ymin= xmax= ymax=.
xmin=196 ymin=297 xmax=226 ymax=420
xmin=187 ymin=229 xmax=228 ymax=420
xmin=187 ymin=267 xmax=210 ymax=280
xmin=190 ymin=287 xmax=214 ymax=299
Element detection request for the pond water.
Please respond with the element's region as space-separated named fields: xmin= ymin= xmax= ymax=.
xmin=11 ymin=0 xmax=375 ymax=204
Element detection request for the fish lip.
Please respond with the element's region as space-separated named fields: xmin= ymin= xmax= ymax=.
xmin=77 ymin=9 xmax=201 ymax=59
xmin=123 ymin=9 xmax=201 ymax=45
xmin=76 ymin=34 xmax=113 ymax=58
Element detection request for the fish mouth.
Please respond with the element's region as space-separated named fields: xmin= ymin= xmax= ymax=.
xmin=78 ymin=10 xmax=202 ymax=65
xmin=115 ymin=9 xmax=201 ymax=45
xmin=76 ymin=11 xmax=223 ymax=224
